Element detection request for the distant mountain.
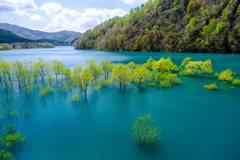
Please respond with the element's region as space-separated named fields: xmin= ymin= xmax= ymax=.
xmin=0 ymin=23 xmax=82 ymax=43
xmin=0 ymin=29 xmax=34 ymax=43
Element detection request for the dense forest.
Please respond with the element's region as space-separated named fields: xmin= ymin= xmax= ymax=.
xmin=74 ymin=0 xmax=240 ymax=53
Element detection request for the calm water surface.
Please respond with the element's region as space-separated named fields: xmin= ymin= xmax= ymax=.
xmin=0 ymin=46 xmax=240 ymax=160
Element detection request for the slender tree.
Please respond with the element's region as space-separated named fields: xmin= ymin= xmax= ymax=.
xmin=100 ymin=60 xmax=113 ymax=80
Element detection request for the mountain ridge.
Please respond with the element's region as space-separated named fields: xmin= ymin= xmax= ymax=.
xmin=0 ymin=23 xmax=82 ymax=43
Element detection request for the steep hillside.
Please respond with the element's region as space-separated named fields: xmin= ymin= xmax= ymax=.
xmin=0 ymin=23 xmax=82 ymax=42
xmin=74 ymin=0 xmax=240 ymax=53
xmin=0 ymin=29 xmax=34 ymax=43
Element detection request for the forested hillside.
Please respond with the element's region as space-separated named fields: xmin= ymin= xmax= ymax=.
xmin=0 ymin=29 xmax=55 ymax=50
xmin=0 ymin=23 xmax=82 ymax=43
xmin=0 ymin=29 xmax=34 ymax=43
xmin=74 ymin=0 xmax=240 ymax=53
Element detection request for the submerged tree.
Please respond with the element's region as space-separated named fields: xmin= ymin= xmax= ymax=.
xmin=185 ymin=61 xmax=202 ymax=76
xmin=12 ymin=60 xmax=24 ymax=88
xmin=152 ymin=57 xmax=174 ymax=73
xmin=71 ymin=94 xmax=80 ymax=102
xmin=232 ymin=78 xmax=240 ymax=86
xmin=100 ymin=60 xmax=113 ymax=80
xmin=180 ymin=57 xmax=192 ymax=68
xmin=143 ymin=57 xmax=155 ymax=70
xmin=5 ymin=131 xmax=25 ymax=150
xmin=201 ymin=59 xmax=213 ymax=76
xmin=203 ymin=83 xmax=218 ymax=90
xmin=76 ymin=68 xmax=93 ymax=99
xmin=0 ymin=149 xmax=14 ymax=160
xmin=111 ymin=64 xmax=132 ymax=92
xmin=32 ymin=57 xmax=50 ymax=81
xmin=39 ymin=86 xmax=54 ymax=97
xmin=51 ymin=59 xmax=64 ymax=82
xmin=218 ymin=69 xmax=233 ymax=81
xmin=131 ymin=114 xmax=160 ymax=146
xmin=86 ymin=60 xmax=102 ymax=84
xmin=134 ymin=67 xmax=149 ymax=88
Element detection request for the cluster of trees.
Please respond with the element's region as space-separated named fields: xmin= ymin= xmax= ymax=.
xmin=179 ymin=58 xmax=213 ymax=76
xmin=0 ymin=42 xmax=54 ymax=51
xmin=0 ymin=56 xmax=181 ymax=101
xmin=75 ymin=0 xmax=240 ymax=53
xmin=0 ymin=56 xmax=239 ymax=102
xmin=0 ymin=106 xmax=27 ymax=160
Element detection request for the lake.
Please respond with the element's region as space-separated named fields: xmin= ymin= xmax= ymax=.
xmin=0 ymin=46 xmax=240 ymax=160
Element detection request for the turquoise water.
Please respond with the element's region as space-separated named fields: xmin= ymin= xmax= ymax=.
xmin=0 ymin=46 xmax=240 ymax=160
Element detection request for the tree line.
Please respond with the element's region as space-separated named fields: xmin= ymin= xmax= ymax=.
xmin=0 ymin=56 xmax=239 ymax=101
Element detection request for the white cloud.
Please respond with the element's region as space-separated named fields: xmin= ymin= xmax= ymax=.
xmin=82 ymin=8 xmax=127 ymax=18
xmin=40 ymin=2 xmax=63 ymax=16
xmin=0 ymin=0 xmax=38 ymax=11
xmin=122 ymin=0 xmax=147 ymax=5
xmin=41 ymin=2 xmax=127 ymax=32
xmin=30 ymin=14 xmax=43 ymax=21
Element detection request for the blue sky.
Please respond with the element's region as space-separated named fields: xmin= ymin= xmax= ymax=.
xmin=0 ymin=0 xmax=147 ymax=33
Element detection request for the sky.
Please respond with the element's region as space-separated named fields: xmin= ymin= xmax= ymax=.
xmin=0 ymin=0 xmax=147 ymax=33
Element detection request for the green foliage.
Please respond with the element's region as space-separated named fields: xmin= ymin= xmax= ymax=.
xmin=172 ymin=0 xmax=179 ymax=9
xmin=181 ymin=57 xmax=192 ymax=68
xmin=134 ymin=66 xmax=149 ymax=88
xmin=32 ymin=58 xmax=50 ymax=80
xmin=152 ymin=57 xmax=174 ymax=73
xmin=117 ymin=34 xmax=126 ymax=50
xmin=100 ymin=60 xmax=113 ymax=80
xmin=203 ymin=83 xmax=218 ymax=90
xmin=200 ymin=5 xmax=209 ymax=16
xmin=108 ymin=37 xmax=114 ymax=51
xmin=110 ymin=64 xmax=132 ymax=92
xmin=86 ymin=59 xmax=102 ymax=83
xmin=202 ymin=26 xmax=213 ymax=37
xmin=222 ymin=8 xmax=229 ymax=17
xmin=0 ymin=150 xmax=14 ymax=160
xmin=3 ymin=106 xmax=19 ymax=121
xmin=71 ymin=94 xmax=80 ymax=102
xmin=213 ymin=73 xmax=219 ymax=77
xmin=76 ymin=68 xmax=93 ymax=98
xmin=184 ymin=61 xmax=202 ymax=76
xmin=159 ymin=79 xmax=172 ymax=88
xmin=39 ymin=86 xmax=54 ymax=96
xmin=166 ymin=73 xmax=182 ymax=84
xmin=236 ymin=5 xmax=240 ymax=15
xmin=131 ymin=114 xmax=160 ymax=146
xmin=201 ymin=59 xmax=213 ymax=75
xmin=143 ymin=57 xmax=155 ymax=70
xmin=232 ymin=78 xmax=240 ymax=86
xmin=218 ymin=69 xmax=233 ymax=81
xmin=214 ymin=22 xmax=226 ymax=35
xmin=185 ymin=17 xmax=197 ymax=33
xmin=5 ymin=131 xmax=25 ymax=149
xmin=187 ymin=0 xmax=196 ymax=14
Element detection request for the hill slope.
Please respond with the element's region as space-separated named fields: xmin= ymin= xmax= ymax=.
xmin=74 ymin=0 xmax=240 ymax=53
xmin=0 ymin=23 xmax=82 ymax=42
xmin=0 ymin=29 xmax=34 ymax=43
